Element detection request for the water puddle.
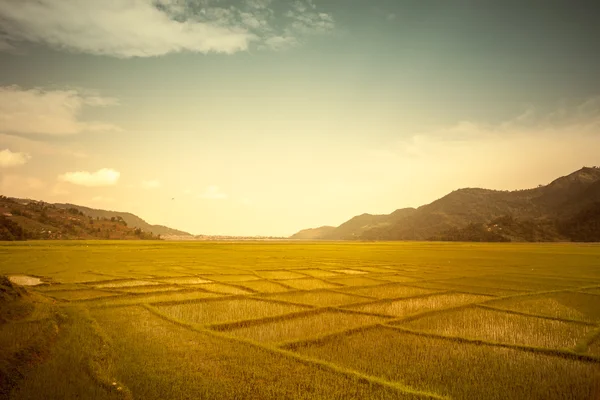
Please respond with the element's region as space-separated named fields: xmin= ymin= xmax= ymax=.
xmin=8 ymin=275 xmax=43 ymax=286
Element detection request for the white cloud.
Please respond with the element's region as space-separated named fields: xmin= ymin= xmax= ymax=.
xmin=141 ymin=179 xmax=161 ymax=189
xmin=197 ymin=185 xmax=228 ymax=200
xmin=58 ymin=168 xmax=120 ymax=187
xmin=0 ymin=148 xmax=30 ymax=167
xmin=0 ymin=86 xmax=120 ymax=135
xmin=0 ymin=0 xmax=335 ymax=57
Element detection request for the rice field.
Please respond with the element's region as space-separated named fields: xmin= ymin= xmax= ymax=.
xmin=1 ymin=240 xmax=599 ymax=399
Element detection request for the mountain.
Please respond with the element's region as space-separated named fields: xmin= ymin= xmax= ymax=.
xmin=0 ymin=196 xmax=191 ymax=240
xmin=291 ymin=167 xmax=600 ymax=242
xmin=289 ymin=226 xmax=336 ymax=240
xmin=51 ymin=203 xmax=191 ymax=237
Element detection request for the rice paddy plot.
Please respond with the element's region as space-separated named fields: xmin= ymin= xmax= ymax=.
xmin=333 ymin=269 xmax=368 ymax=275
xmin=437 ymin=277 xmax=568 ymax=292
xmin=95 ymin=280 xmax=160 ymax=289
xmin=293 ymin=326 xmax=600 ymax=400
xmin=282 ymin=279 xmax=340 ymax=290
xmin=579 ymin=287 xmax=600 ymax=295
xmin=295 ymin=269 xmax=342 ymax=278
xmin=351 ymin=267 xmax=395 ymax=274
xmin=208 ymin=274 xmax=261 ymax=282
xmin=156 ymin=298 xmax=309 ymax=326
xmin=222 ymin=310 xmax=387 ymax=344
xmin=91 ymin=306 xmax=418 ymax=400
xmin=341 ymin=284 xmax=439 ymax=300
xmin=328 ymin=277 xmax=387 ymax=287
xmin=370 ymin=275 xmax=417 ymax=283
xmin=34 ymin=283 xmax=87 ymax=292
xmin=191 ymin=283 xmax=253 ymax=295
xmin=486 ymin=291 xmax=600 ymax=322
xmin=44 ymin=289 xmax=121 ymax=301
xmin=234 ymin=280 xmax=292 ymax=293
xmin=588 ymin=337 xmax=600 ymax=356
xmin=345 ymin=293 xmax=490 ymax=318
xmin=263 ymin=290 xmax=368 ymax=307
xmin=87 ymin=290 xmax=221 ymax=307
xmin=408 ymin=281 xmax=526 ymax=297
xmin=154 ymin=277 xmax=214 ymax=285
xmin=401 ymin=306 xmax=595 ymax=350
xmin=256 ymin=271 xmax=308 ymax=280
xmin=116 ymin=285 xmax=185 ymax=294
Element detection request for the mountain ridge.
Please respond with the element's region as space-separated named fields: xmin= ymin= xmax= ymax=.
xmin=291 ymin=167 xmax=600 ymax=242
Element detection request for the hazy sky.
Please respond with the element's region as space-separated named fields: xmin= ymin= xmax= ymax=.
xmin=1 ymin=0 xmax=600 ymax=236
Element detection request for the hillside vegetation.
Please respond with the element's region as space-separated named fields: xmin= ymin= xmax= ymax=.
xmin=292 ymin=167 xmax=600 ymax=242
xmin=0 ymin=196 xmax=160 ymax=241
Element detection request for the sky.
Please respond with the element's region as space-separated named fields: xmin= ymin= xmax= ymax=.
xmin=1 ymin=0 xmax=600 ymax=236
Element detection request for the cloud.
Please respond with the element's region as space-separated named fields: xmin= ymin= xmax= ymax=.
xmin=0 ymin=148 xmax=30 ymax=167
xmin=141 ymin=179 xmax=161 ymax=189
xmin=0 ymin=86 xmax=120 ymax=135
xmin=0 ymin=0 xmax=335 ymax=57
xmin=58 ymin=168 xmax=120 ymax=187
xmin=197 ymin=185 xmax=228 ymax=200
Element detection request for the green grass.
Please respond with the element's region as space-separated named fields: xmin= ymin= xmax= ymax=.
xmin=156 ymin=298 xmax=309 ymax=326
xmin=1 ymin=240 xmax=600 ymax=399
xmin=222 ymin=309 xmax=386 ymax=344
xmin=400 ymin=306 xmax=595 ymax=350
xmin=345 ymin=293 xmax=490 ymax=318
xmin=293 ymin=326 xmax=600 ymax=400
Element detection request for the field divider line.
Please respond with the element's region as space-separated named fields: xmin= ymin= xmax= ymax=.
xmin=205 ymin=307 xmax=334 ymax=331
xmin=139 ymin=303 xmax=448 ymax=399
xmin=400 ymin=282 xmax=525 ymax=297
xmin=202 ymin=281 xmax=263 ymax=294
xmin=205 ymin=326 xmax=450 ymax=400
xmin=573 ymin=289 xmax=600 ymax=297
xmin=472 ymin=285 xmax=600 ymax=306
xmin=574 ymin=327 xmax=600 ymax=353
xmin=336 ymin=290 xmax=456 ymax=309
xmin=323 ymin=288 xmax=381 ymax=300
xmin=475 ymin=304 xmax=599 ymax=326
xmin=380 ymin=325 xmax=600 ymax=364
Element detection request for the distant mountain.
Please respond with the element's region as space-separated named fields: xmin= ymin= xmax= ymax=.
xmin=291 ymin=167 xmax=600 ymax=242
xmin=289 ymin=226 xmax=336 ymax=240
xmin=52 ymin=203 xmax=191 ymax=237
xmin=0 ymin=196 xmax=160 ymax=240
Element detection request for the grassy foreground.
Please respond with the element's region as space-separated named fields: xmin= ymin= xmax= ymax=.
xmin=1 ymin=241 xmax=599 ymax=399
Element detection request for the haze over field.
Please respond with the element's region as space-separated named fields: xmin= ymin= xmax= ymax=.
xmin=1 ymin=1 xmax=599 ymax=236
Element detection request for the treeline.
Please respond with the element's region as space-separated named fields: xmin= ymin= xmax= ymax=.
xmin=432 ymin=205 xmax=600 ymax=243
xmin=0 ymin=196 xmax=160 ymax=241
